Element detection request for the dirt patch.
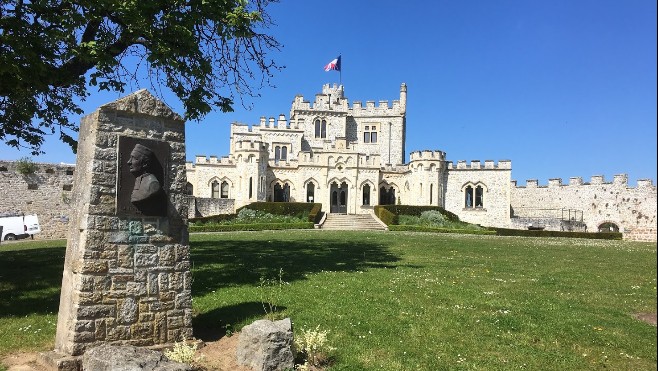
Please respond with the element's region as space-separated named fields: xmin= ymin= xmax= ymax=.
xmin=194 ymin=333 xmax=251 ymax=371
xmin=632 ymin=312 xmax=657 ymax=326
xmin=1 ymin=335 xmax=251 ymax=371
xmin=2 ymin=352 xmax=39 ymax=370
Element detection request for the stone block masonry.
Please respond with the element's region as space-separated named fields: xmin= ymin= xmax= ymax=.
xmin=52 ymin=90 xmax=192 ymax=359
xmin=0 ymin=160 xmax=75 ymax=239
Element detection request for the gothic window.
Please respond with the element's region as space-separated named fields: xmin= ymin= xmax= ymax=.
xmin=186 ymin=182 xmax=194 ymax=196
xmin=315 ymin=119 xmax=327 ymax=138
xmin=465 ymin=186 xmax=473 ymax=208
xmin=274 ymin=183 xmax=290 ymax=202
xmin=379 ymin=186 xmax=396 ymax=205
xmin=275 ymin=146 xmax=281 ymax=163
xmin=363 ymin=125 xmax=378 ymax=143
xmin=211 ymin=181 xmax=220 ymax=199
xmin=475 ymin=186 xmax=484 ymax=207
xmin=221 ymin=181 xmax=229 ymax=198
xmin=464 ymin=184 xmax=484 ymax=208
xmin=281 ymin=146 xmax=288 ymax=161
xmin=307 ymin=183 xmax=315 ymax=202
xmin=362 ymin=184 xmax=371 ymax=206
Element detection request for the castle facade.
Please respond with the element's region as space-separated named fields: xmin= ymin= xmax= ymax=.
xmin=185 ymin=84 xmax=656 ymax=241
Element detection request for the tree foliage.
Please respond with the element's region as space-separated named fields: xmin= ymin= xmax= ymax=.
xmin=0 ymin=0 xmax=282 ymax=154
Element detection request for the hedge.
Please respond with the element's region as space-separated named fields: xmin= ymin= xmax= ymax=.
xmin=373 ymin=206 xmax=397 ymax=225
xmin=389 ymin=225 xmax=496 ymax=235
xmin=375 ymin=205 xmax=459 ymax=222
xmin=374 ymin=205 xmax=459 ymax=225
xmin=189 ymin=222 xmax=314 ymax=232
xmin=236 ymin=202 xmax=321 ymax=222
xmin=190 ymin=202 xmax=322 ymax=225
xmin=492 ymin=227 xmax=623 ymax=240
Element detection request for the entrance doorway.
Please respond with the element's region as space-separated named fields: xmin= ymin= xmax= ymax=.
xmin=330 ymin=182 xmax=348 ymax=213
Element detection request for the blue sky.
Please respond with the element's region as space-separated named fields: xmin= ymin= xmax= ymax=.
xmin=1 ymin=0 xmax=656 ymax=186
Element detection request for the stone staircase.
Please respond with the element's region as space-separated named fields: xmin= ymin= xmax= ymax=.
xmin=320 ymin=213 xmax=387 ymax=231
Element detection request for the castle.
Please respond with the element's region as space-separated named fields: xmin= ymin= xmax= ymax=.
xmin=1 ymin=84 xmax=655 ymax=241
xmin=185 ymin=83 xmax=657 ymax=241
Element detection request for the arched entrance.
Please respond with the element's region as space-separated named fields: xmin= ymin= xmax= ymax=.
xmin=330 ymin=182 xmax=348 ymax=213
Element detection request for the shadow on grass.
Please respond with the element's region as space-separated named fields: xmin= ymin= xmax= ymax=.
xmin=190 ymin=234 xmax=402 ymax=296
xmin=192 ymin=301 xmax=288 ymax=341
xmin=0 ymin=246 xmax=65 ymax=317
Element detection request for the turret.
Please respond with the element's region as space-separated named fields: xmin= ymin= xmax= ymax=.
xmin=400 ymin=83 xmax=407 ymax=113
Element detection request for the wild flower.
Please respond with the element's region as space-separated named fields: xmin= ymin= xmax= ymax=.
xmin=164 ymin=339 xmax=200 ymax=364
xmin=294 ymin=325 xmax=335 ymax=367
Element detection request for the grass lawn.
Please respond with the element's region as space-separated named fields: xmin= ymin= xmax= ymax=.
xmin=1 ymin=232 xmax=656 ymax=370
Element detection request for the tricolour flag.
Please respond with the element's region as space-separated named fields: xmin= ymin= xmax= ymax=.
xmin=324 ymin=56 xmax=341 ymax=72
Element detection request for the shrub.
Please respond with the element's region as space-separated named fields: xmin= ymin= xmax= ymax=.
xmin=15 ymin=157 xmax=38 ymax=175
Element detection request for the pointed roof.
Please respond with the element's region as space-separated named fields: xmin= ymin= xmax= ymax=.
xmin=99 ymin=89 xmax=183 ymax=121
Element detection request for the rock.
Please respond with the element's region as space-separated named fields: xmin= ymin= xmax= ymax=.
xmin=82 ymin=344 xmax=193 ymax=371
xmin=236 ymin=318 xmax=294 ymax=371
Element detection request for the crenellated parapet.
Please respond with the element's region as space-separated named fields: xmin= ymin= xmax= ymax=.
xmin=513 ymin=174 xmax=655 ymax=189
xmin=230 ymin=114 xmax=305 ymax=132
xmin=447 ymin=159 xmax=512 ymax=170
xmin=409 ymin=150 xmax=446 ymax=162
xmin=234 ymin=139 xmax=267 ymax=152
xmin=290 ymin=83 xmax=407 ymax=116
xmin=194 ymin=155 xmax=234 ymax=165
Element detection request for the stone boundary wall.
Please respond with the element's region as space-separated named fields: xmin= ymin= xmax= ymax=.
xmin=0 ymin=160 xmax=75 ymax=239
xmin=511 ymin=175 xmax=657 ymax=242
xmin=188 ymin=197 xmax=235 ymax=218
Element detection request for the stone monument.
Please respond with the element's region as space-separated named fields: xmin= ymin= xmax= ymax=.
xmin=44 ymin=90 xmax=192 ymax=369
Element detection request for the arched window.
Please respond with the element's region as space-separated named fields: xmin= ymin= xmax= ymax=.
xmin=321 ymin=120 xmax=327 ymax=138
xmin=362 ymin=184 xmax=371 ymax=206
xmin=274 ymin=183 xmax=290 ymax=202
xmin=221 ymin=181 xmax=229 ymax=198
xmin=307 ymin=183 xmax=315 ymax=202
xmin=186 ymin=182 xmax=194 ymax=196
xmin=475 ymin=185 xmax=484 ymax=207
xmin=465 ymin=186 xmax=473 ymax=208
xmin=211 ymin=181 xmax=219 ymax=199
xmin=281 ymin=146 xmax=288 ymax=161
xmin=275 ymin=146 xmax=281 ymax=163
xmin=464 ymin=184 xmax=484 ymax=208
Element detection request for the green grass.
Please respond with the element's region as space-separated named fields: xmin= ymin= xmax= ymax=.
xmin=1 ymin=232 xmax=656 ymax=370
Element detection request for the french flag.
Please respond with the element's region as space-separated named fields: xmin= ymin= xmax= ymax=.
xmin=324 ymin=56 xmax=341 ymax=72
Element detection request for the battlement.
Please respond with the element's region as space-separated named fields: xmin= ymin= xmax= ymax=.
xmin=291 ymin=83 xmax=406 ymax=116
xmin=194 ymin=155 xmax=233 ymax=165
xmin=409 ymin=150 xmax=446 ymax=161
xmin=234 ymin=140 xmax=267 ymax=152
xmin=230 ymin=114 xmax=305 ymax=133
xmin=447 ymin=160 xmax=511 ymax=170
xmin=513 ymin=174 xmax=655 ymax=189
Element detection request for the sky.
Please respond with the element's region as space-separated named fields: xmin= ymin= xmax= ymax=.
xmin=1 ymin=0 xmax=656 ymax=186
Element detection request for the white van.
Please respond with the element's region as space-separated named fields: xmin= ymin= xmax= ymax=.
xmin=0 ymin=214 xmax=41 ymax=241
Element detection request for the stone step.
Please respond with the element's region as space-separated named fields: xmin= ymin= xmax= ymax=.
xmin=321 ymin=214 xmax=386 ymax=231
